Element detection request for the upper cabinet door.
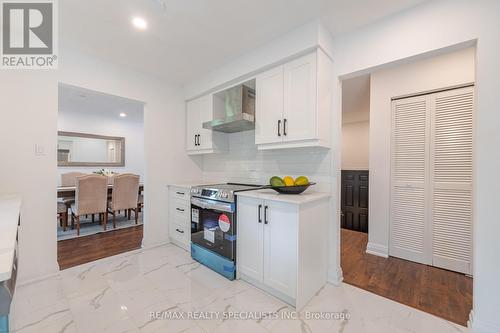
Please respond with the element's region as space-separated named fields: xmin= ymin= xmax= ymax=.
xmin=197 ymin=95 xmax=214 ymax=150
xmin=255 ymin=66 xmax=284 ymax=145
xmin=283 ymin=52 xmax=317 ymax=142
xmin=186 ymin=98 xmax=200 ymax=151
xmin=186 ymin=95 xmax=213 ymax=151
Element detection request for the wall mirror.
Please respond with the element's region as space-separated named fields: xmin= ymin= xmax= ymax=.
xmin=57 ymin=131 xmax=125 ymax=167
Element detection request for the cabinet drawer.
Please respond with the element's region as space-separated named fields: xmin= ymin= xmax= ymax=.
xmin=170 ymin=199 xmax=189 ymax=219
xmin=169 ymin=187 xmax=190 ymax=201
xmin=170 ymin=214 xmax=190 ymax=229
xmin=170 ymin=221 xmax=189 ymax=246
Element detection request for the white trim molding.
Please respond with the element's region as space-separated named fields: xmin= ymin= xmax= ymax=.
xmin=328 ymin=266 xmax=343 ymax=286
xmin=17 ymin=271 xmax=60 ymax=287
xmin=366 ymin=242 xmax=389 ymax=258
xmin=469 ymin=310 xmax=500 ymax=333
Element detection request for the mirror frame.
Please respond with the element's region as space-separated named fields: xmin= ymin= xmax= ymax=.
xmin=57 ymin=131 xmax=126 ymax=167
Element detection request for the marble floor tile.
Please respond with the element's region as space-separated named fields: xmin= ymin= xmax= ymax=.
xmin=10 ymin=243 xmax=469 ymax=333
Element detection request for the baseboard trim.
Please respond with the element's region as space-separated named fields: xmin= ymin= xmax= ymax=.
xmin=366 ymin=242 xmax=389 ymax=258
xmin=141 ymin=239 xmax=171 ymax=249
xmin=328 ymin=266 xmax=343 ymax=286
xmin=17 ymin=271 xmax=60 ymax=287
xmin=469 ymin=310 xmax=500 ymax=333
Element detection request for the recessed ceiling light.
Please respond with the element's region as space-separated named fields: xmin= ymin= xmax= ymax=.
xmin=132 ymin=17 xmax=147 ymax=30
xmin=119 ymin=112 xmax=127 ymax=118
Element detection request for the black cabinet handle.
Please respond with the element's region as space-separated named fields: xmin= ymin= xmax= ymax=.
xmin=278 ymin=120 xmax=281 ymax=136
xmin=283 ymin=119 xmax=287 ymax=136
xmin=175 ymin=228 xmax=184 ymax=234
xmin=176 ymin=191 xmax=185 ymax=195
xmin=198 ymin=134 xmax=201 ymax=146
xmin=264 ymin=205 xmax=268 ymax=224
xmin=194 ymin=135 xmax=197 ymax=147
xmin=258 ymin=204 xmax=262 ymax=223
xmin=176 ymin=208 xmax=185 ymax=212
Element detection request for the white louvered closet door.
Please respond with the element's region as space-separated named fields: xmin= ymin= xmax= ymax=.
xmin=430 ymin=87 xmax=473 ymax=275
xmin=390 ymin=96 xmax=432 ymax=265
xmin=390 ymin=86 xmax=474 ymax=274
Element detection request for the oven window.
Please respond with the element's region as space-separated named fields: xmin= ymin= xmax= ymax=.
xmin=191 ymin=205 xmax=235 ymax=260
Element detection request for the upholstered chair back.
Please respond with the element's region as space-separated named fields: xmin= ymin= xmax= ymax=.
xmin=75 ymin=175 xmax=108 ymax=215
xmin=61 ymin=172 xmax=87 ymax=187
xmin=110 ymin=174 xmax=140 ymax=211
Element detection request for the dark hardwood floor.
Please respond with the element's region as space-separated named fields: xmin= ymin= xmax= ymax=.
xmin=58 ymin=225 xmax=143 ymax=270
xmin=341 ymin=228 xmax=472 ymax=326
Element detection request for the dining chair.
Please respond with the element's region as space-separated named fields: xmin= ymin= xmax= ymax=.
xmin=71 ymin=175 xmax=109 ymax=236
xmin=57 ymin=201 xmax=68 ymax=231
xmin=107 ymin=174 xmax=119 ymax=185
xmin=60 ymin=172 xmax=87 ymax=227
xmin=61 ymin=172 xmax=87 ymax=187
xmin=108 ymin=174 xmax=140 ymax=228
xmin=137 ymin=194 xmax=144 ymax=219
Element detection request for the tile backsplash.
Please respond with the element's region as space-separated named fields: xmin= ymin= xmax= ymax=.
xmin=202 ymin=131 xmax=332 ymax=192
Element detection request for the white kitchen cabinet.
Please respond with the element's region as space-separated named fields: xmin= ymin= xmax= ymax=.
xmin=168 ymin=185 xmax=191 ymax=251
xmin=186 ymin=95 xmax=227 ymax=154
xmin=255 ymin=49 xmax=332 ymax=150
xmin=236 ymin=196 xmax=264 ymax=281
xmin=236 ymin=191 xmax=329 ymax=309
xmin=255 ymin=66 xmax=284 ymax=145
xmin=283 ymin=53 xmax=317 ymax=143
xmin=263 ymin=200 xmax=297 ymax=298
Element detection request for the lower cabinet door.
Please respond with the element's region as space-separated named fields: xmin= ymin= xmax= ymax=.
xmin=237 ymin=196 xmax=264 ymax=282
xmin=263 ymin=200 xmax=297 ymax=298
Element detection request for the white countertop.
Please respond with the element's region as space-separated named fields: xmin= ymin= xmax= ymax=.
xmin=0 ymin=194 xmax=21 ymax=282
xmin=168 ymin=180 xmax=226 ymax=189
xmin=236 ymin=189 xmax=330 ymax=205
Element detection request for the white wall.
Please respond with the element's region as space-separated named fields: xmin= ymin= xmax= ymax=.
xmin=0 ymin=71 xmax=59 ymax=283
xmin=329 ymin=1 xmax=500 ymax=331
xmin=341 ymin=121 xmax=369 ymax=170
xmin=57 ymin=110 xmax=145 ymax=182
xmin=202 ymin=131 xmax=331 ymax=191
xmin=184 ymin=20 xmax=332 ymax=99
xmin=0 ymin=48 xmax=203 ymax=283
xmin=366 ymin=47 xmax=474 ymax=257
xmin=58 ymin=49 xmax=204 ymax=250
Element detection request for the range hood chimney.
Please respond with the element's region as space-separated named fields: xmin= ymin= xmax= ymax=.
xmin=202 ymin=84 xmax=255 ymax=133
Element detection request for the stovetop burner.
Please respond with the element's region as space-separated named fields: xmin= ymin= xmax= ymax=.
xmin=191 ymin=183 xmax=262 ymax=203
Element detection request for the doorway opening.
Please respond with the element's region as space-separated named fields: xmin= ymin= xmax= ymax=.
xmin=56 ymin=84 xmax=145 ymax=269
xmin=339 ymin=47 xmax=474 ymax=326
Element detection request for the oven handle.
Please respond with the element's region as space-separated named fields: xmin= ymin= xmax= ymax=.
xmin=191 ymin=197 xmax=234 ymax=213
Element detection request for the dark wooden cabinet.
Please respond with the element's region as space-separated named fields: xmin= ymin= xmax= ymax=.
xmin=341 ymin=170 xmax=369 ymax=233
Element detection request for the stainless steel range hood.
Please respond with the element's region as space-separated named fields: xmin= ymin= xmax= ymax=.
xmin=203 ymin=83 xmax=255 ymax=133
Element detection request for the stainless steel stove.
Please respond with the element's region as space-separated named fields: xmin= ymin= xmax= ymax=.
xmin=190 ymin=183 xmax=261 ymax=280
xmin=190 ymin=183 xmax=260 ymax=203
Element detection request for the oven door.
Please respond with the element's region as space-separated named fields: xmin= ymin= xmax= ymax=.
xmin=191 ymin=197 xmax=236 ymax=260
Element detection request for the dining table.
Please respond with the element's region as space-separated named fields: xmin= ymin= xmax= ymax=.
xmin=57 ymin=183 xmax=144 ymax=231
xmin=57 ymin=183 xmax=144 ymax=198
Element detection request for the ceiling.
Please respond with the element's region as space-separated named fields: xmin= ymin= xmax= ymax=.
xmin=61 ymin=0 xmax=428 ymax=84
xmin=342 ymin=74 xmax=370 ymax=123
xmin=58 ymin=84 xmax=144 ymax=123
